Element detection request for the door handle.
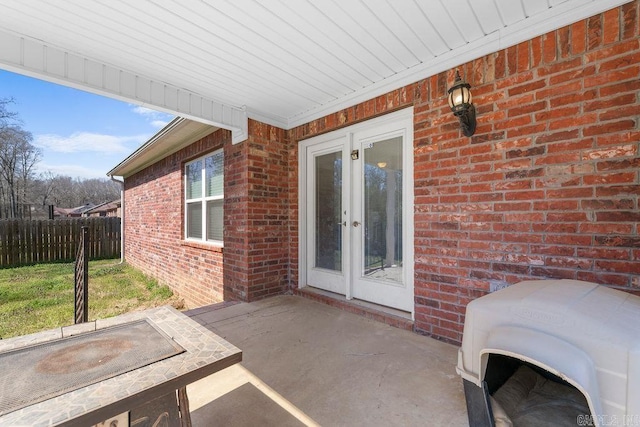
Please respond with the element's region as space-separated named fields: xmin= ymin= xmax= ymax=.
xmin=352 ymin=221 xmax=361 ymax=227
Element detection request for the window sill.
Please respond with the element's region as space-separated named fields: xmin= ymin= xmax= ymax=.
xmin=180 ymin=240 xmax=224 ymax=253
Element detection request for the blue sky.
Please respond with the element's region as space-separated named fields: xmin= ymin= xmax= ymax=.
xmin=0 ymin=69 xmax=174 ymax=179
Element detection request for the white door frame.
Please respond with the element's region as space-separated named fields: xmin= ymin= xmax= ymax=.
xmin=298 ymin=107 xmax=414 ymax=317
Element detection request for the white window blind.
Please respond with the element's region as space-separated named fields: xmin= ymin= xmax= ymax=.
xmin=185 ymin=150 xmax=223 ymax=244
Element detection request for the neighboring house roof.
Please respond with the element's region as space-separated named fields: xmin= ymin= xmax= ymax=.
xmin=71 ymin=204 xmax=96 ymax=215
xmin=108 ymin=118 xmax=216 ymax=178
xmin=0 ymin=1 xmax=627 ymax=140
xmin=83 ymin=200 xmax=121 ymax=215
xmin=55 ymin=204 xmax=96 ymax=217
xmin=53 ymin=207 xmax=73 ymax=217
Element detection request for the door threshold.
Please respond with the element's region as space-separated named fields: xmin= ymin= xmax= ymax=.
xmin=295 ymin=286 xmax=414 ymax=331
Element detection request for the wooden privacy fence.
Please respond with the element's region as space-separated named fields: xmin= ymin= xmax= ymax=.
xmin=0 ymin=217 xmax=121 ymax=268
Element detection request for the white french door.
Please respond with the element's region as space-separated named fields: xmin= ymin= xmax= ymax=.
xmin=300 ymin=108 xmax=414 ymax=313
xmin=304 ymin=136 xmax=349 ymax=295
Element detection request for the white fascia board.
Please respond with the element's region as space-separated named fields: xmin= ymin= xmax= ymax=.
xmin=0 ymin=29 xmax=248 ymax=144
xmin=286 ymin=0 xmax=633 ymax=129
xmin=245 ymin=106 xmax=289 ymax=130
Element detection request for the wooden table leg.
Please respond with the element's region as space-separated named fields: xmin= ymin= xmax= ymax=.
xmin=178 ymin=387 xmax=192 ymax=427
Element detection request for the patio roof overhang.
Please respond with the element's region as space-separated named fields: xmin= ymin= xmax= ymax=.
xmin=0 ymin=0 xmax=631 ymax=147
xmin=107 ymin=117 xmax=216 ymax=178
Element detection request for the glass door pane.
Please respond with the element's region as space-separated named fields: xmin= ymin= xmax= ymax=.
xmin=362 ymin=136 xmax=403 ymax=283
xmin=315 ymin=151 xmax=342 ymax=271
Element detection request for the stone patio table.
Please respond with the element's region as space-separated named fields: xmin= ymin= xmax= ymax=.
xmin=0 ymin=306 xmax=242 ymax=427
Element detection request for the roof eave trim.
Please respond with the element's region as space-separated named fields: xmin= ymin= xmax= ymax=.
xmin=108 ymin=118 xmax=216 ymax=178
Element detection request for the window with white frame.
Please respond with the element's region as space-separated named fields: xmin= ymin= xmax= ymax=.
xmin=185 ymin=150 xmax=224 ymax=244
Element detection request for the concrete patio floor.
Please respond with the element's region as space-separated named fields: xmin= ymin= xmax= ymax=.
xmin=185 ymin=295 xmax=469 ymax=426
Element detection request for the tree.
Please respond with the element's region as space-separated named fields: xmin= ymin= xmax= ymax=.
xmin=17 ymin=130 xmax=41 ymax=212
xmin=0 ymin=97 xmax=19 ymax=130
xmin=0 ymin=98 xmax=17 ymax=217
xmin=0 ymin=97 xmax=120 ymax=218
xmin=0 ymin=125 xmax=40 ymax=218
xmin=33 ymin=174 xmax=120 ymax=209
xmin=32 ymin=171 xmax=57 ymax=208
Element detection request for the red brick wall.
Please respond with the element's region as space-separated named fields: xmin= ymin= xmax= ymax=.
xmin=124 ymin=2 xmax=638 ymax=343
xmin=223 ymin=120 xmax=291 ymax=301
xmin=124 ymin=129 xmax=230 ymax=308
xmin=289 ymin=1 xmax=640 ymax=342
xmin=125 ymin=121 xmax=292 ymax=308
xmin=245 ymin=121 xmax=291 ymax=300
xmin=221 ymin=129 xmax=250 ymax=301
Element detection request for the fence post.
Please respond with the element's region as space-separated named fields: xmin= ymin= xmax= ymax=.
xmin=74 ymin=226 xmax=89 ymax=324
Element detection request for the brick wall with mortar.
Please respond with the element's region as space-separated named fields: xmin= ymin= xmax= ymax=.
xmin=288 ymin=1 xmax=640 ymax=343
xmin=124 ymin=129 xmax=230 ymax=308
xmin=242 ymin=120 xmax=291 ymax=301
xmin=123 ymin=2 xmax=639 ymax=343
xmin=125 ymin=121 xmax=291 ymax=308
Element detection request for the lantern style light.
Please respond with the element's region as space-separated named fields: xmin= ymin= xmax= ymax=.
xmin=447 ymin=70 xmax=476 ymax=137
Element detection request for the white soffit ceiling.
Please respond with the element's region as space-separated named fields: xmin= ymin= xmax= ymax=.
xmin=0 ymin=0 xmax=631 ymax=134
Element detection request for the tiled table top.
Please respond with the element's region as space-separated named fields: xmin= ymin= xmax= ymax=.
xmin=0 ymin=306 xmax=242 ymax=427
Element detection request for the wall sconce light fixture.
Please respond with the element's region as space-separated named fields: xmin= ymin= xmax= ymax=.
xmin=447 ymin=70 xmax=476 ymax=137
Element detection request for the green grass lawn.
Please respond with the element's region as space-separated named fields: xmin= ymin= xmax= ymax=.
xmin=0 ymin=260 xmax=183 ymax=339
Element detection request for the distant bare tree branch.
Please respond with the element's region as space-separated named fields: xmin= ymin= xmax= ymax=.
xmin=0 ymin=97 xmax=19 ymax=130
xmin=0 ymin=126 xmax=35 ymax=218
xmin=0 ymin=97 xmax=120 ymax=218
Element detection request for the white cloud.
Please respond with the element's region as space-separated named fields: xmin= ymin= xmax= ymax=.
xmin=34 ymin=132 xmax=149 ymax=154
xmin=151 ymin=120 xmax=170 ymax=128
xmin=131 ymin=105 xmax=173 ymax=128
xmin=36 ymin=163 xmax=108 ymax=179
xmin=131 ymin=106 xmax=160 ymax=117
